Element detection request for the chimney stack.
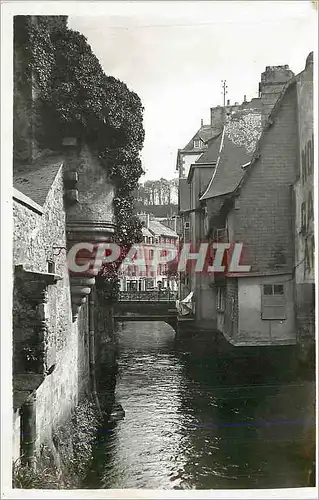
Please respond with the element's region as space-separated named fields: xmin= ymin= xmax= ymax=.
xmin=210 ymin=105 xmax=227 ymax=134
xmin=227 ymin=99 xmax=230 ymax=106
xmin=201 ymin=118 xmax=204 ymax=127
xmin=139 ymin=212 xmax=150 ymax=228
xmin=259 ymin=65 xmax=294 ymax=125
xmin=243 ymin=95 xmax=247 ymax=102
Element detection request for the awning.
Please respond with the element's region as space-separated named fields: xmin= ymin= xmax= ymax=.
xmin=176 ymin=291 xmax=195 ymax=316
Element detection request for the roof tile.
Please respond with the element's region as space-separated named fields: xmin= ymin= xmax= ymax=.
xmin=13 ymin=155 xmax=64 ymax=206
xmin=148 ymin=219 xmax=178 ymax=238
xmin=200 ymin=109 xmax=262 ymax=200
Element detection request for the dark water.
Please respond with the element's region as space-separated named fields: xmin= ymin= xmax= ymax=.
xmin=87 ymin=322 xmax=315 ymax=490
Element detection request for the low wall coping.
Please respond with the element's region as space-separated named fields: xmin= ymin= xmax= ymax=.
xmin=13 ymin=188 xmax=44 ymax=215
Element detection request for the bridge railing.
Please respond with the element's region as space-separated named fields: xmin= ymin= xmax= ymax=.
xmin=119 ymin=290 xmax=178 ymax=302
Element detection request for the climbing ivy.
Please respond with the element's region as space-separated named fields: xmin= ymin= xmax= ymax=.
xmin=17 ymin=16 xmax=145 ymax=301
xmin=20 ymin=16 xmax=145 ymax=186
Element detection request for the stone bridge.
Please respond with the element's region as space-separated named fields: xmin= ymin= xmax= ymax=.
xmin=113 ymin=291 xmax=178 ymax=331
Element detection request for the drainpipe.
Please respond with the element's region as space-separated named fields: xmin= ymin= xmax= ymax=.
xmin=88 ymin=289 xmax=103 ymax=420
xmin=20 ymin=393 xmax=36 ymax=470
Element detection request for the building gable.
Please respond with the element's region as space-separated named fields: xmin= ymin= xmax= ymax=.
xmin=13 ymin=155 xmax=64 ymax=207
xmin=230 ymin=83 xmax=299 ymax=275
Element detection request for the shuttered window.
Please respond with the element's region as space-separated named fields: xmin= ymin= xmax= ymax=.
xmin=261 ymin=284 xmax=286 ymax=320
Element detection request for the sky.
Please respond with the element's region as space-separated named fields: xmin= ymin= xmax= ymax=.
xmin=68 ymin=1 xmax=317 ymax=181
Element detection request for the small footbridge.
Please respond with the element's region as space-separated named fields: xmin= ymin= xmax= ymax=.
xmin=114 ymin=290 xmax=178 ymax=331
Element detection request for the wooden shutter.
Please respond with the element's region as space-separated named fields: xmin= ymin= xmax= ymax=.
xmin=261 ymin=284 xmax=286 ymax=320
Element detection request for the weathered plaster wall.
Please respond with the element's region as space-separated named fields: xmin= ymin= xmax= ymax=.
xmin=179 ymin=153 xmax=202 ymax=179
xmin=196 ymin=275 xmax=217 ymax=327
xmin=222 ymin=278 xmax=238 ymax=342
xmin=237 ymin=275 xmax=295 ymax=346
xmin=293 ymin=57 xmax=315 ymax=346
xmin=294 ymin=60 xmax=314 ymax=285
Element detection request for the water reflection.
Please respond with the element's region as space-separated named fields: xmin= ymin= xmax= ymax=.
xmin=87 ymin=321 xmax=315 ymax=489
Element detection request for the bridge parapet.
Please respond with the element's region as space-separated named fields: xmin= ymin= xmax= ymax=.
xmin=114 ymin=292 xmax=178 ymax=332
xmin=119 ymin=290 xmax=178 ymax=302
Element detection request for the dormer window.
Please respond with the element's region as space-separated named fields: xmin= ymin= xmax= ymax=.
xmin=193 ymin=139 xmax=203 ymax=149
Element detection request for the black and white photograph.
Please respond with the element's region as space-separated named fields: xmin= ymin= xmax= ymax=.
xmin=1 ymin=0 xmax=317 ymax=497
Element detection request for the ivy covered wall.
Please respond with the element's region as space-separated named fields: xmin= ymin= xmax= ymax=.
xmin=14 ymin=15 xmax=145 ymax=300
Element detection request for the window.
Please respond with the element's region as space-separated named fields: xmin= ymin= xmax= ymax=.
xmin=261 ymin=284 xmax=286 ymax=320
xmin=127 ymin=281 xmax=137 ymax=291
xmin=193 ymin=139 xmax=202 ymax=149
xmin=263 ymin=284 xmax=273 ymax=295
xmin=274 ymin=284 xmax=284 ymax=295
xmin=47 ymin=260 xmax=55 ymax=274
xmin=146 ymin=279 xmax=155 ymax=290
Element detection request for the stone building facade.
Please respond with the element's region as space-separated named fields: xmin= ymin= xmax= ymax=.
xmin=12 ymin=16 xmax=117 ymax=469
xmin=12 ymin=145 xmax=116 ymax=465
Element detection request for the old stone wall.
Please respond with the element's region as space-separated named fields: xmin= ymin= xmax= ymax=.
xmin=65 ymin=144 xmax=115 ymax=233
xmin=94 ymin=291 xmax=118 ymax=416
xmin=13 ymin=165 xmax=90 ymax=456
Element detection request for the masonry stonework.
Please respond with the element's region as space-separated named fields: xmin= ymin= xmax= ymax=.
xmin=234 ymin=85 xmax=298 ymax=275
xmin=13 ymin=163 xmax=92 ymax=458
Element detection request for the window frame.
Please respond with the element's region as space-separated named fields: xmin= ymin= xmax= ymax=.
xmin=261 ymin=283 xmax=286 ymax=320
xmin=193 ymin=139 xmax=202 ymax=149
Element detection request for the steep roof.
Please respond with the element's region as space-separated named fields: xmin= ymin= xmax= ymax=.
xmin=149 ymin=219 xmax=178 ymax=238
xmin=142 ymin=226 xmax=153 ymax=238
xmin=195 ymin=132 xmax=223 ymax=164
xmin=237 ymin=76 xmax=299 ymax=193
xmin=13 ymin=155 xmax=64 ymax=206
xmin=200 ymin=108 xmax=262 ymax=200
xmin=180 ymin=124 xmax=218 ymax=153
xmin=241 ymin=97 xmax=262 ymax=111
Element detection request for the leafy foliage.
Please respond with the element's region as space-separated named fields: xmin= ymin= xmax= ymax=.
xmin=24 ymin=17 xmax=145 ymax=184
xmin=18 ymin=16 xmax=145 ymax=301
xmin=13 ymin=450 xmax=63 ymax=489
xmin=12 ymin=399 xmax=101 ymax=489
xmin=133 ymin=178 xmax=179 ymax=206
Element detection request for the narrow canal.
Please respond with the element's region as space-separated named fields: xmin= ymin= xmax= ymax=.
xmin=86 ymin=321 xmax=315 ymax=490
